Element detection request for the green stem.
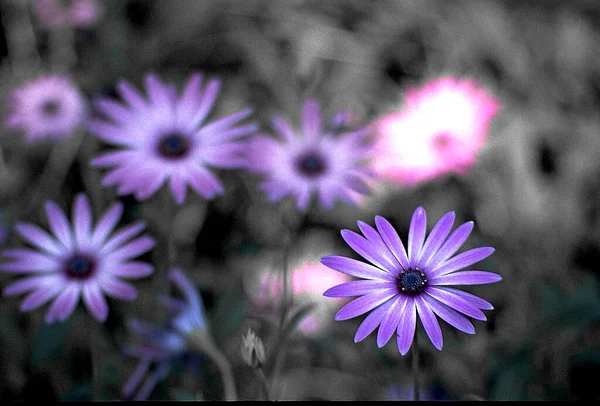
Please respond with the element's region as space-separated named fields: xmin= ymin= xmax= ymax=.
xmin=256 ymin=367 xmax=270 ymax=401
xmin=412 ymin=331 xmax=420 ymax=401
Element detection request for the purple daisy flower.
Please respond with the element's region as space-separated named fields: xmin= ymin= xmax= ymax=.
xmin=89 ymin=73 xmax=257 ymax=204
xmin=5 ymin=74 xmax=87 ymax=143
xmin=122 ymin=268 xmax=207 ymax=401
xmin=245 ymin=100 xmax=374 ymax=211
xmin=321 ymin=207 xmax=501 ymax=355
xmin=0 ymin=194 xmax=155 ymax=323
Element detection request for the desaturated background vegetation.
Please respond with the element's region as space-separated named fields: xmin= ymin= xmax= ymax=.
xmin=1 ymin=0 xmax=600 ymax=401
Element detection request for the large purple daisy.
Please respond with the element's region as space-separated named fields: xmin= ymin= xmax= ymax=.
xmin=245 ymin=100 xmax=374 ymax=211
xmin=5 ymin=74 xmax=87 ymax=143
xmin=322 ymin=207 xmax=501 ymax=354
xmin=0 ymin=194 xmax=155 ymax=323
xmin=89 ymin=73 xmax=257 ymax=204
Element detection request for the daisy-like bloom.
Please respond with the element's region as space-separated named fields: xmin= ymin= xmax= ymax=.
xmin=90 ymin=74 xmax=257 ymax=204
xmin=0 ymin=194 xmax=155 ymax=323
xmin=245 ymin=100 xmax=374 ymax=211
xmin=122 ymin=268 xmax=207 ymax=401
xmin=321 ymin=206 xmax=501 ymax=355
xmin=5 ymin=74 xmax=87 ymax=143
xmin=32 ymin=0 xmax=102 ymax=29
xmin=372 ymin=77 xmax=499 ymax=186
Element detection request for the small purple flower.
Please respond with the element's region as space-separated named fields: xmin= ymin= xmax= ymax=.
xmin=0 ymin=194 xmax=155 ymax=323
xmin=322 ymin=207 xmax=501 ymax=355
xmin=90 ymin=73 xmax=257 ymax=204
xmin=245 ymin=100 xmax=374 ymax=211
xmin=122 ymin=268 xmax=207 ymax=401
xmin=5 ymin=74 xmax=87 ymax=143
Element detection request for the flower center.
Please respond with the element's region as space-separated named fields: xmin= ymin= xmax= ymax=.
xmin=432 ymin=131 xmax=453 ymax=150
xmin=64 ymin=254 xmax=96 ymax=280
xmin=40 ymin=99 xmax=62 ymax=117
xmin=398 ymin=268 xmax=427 ymax=295
xmin=157 ymin=132 xmax=191 ymax=160
xmin=295 ymin=151 xmax=328 ymax=178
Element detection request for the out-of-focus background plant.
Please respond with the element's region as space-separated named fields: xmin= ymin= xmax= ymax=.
xmin=0 ymin=0 xmax=599 ymax=401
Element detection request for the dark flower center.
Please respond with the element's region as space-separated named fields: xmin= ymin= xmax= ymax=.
xmin=157 ymin=132 xmax=191 ymax=159
xmin=398 ymin=268 xmax=427 ymax=295
xmin=64 ymin=254 xmax=96 ymax=280
xmin=295 ymin=151 xmax=328 ymax=178
xmin=41 ymin=100 xmax=62 ymax=117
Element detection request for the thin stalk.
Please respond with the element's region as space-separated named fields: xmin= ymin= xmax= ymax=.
xmin=189 ymin=330 xmax=237 ymax=401
xmin=412 ymin=331 xmax=420 ymax=401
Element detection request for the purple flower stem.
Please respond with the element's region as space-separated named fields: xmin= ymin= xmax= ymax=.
xmin=412 ymin=331 xmax=420 ymax=401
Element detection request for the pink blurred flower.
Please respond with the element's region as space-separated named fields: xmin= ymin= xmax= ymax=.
xmin=5 ymin=74 xmax=87 ymax=143
xmin=32 ymin=0 xmax=102 ymax=29
xmin=372 ymin=77 xmax=499 ymax=186
xmin=250 ymin=261 xmax=351 ymax=336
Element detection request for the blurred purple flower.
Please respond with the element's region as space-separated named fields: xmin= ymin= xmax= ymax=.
xmin=5 ymin=74 xmax=87 ymax=143
xmin=372 ymin=77 xmax=499 ymax=186
xmin=245 ymin=100 xmax=374 ymax=211
xmin=122 ymin=268 xmax=207 ymax=400
xmin=32 ymin=0 xmax=102 ymax=29
xmin=321 ymin=207 xmax=501 ymax=355
xmin=89 ymin=73 xmax=257 ymax=204
xmin=0 ymin=194 xmax=155 ymax=323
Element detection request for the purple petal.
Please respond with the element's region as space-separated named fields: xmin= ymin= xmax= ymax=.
xmin=425 ymin=287 xmax=487 ymax=321
xmin=95 ymin=99 xmax=131 ymax=124
xmin=396 ymin=296 xmax=416 ymax=355
xmin=111 ymin=261 xmax=154 ymax=279
xmin=45 ymin=201 xmax=73 ymax=249
xmin=105 ymin=236 xmax=155 ymax=262
xmin=429 ymin=271 xmax=502 ymax=286
xmin=192 ymin=79 xmax=220 ymax=126
xmin=90 ymin=150 xmax=137 ymax=167
xmin=186 ymin=165 xmax=224 ymax=199
xmin=146 ymin=74 xmax=170 ymax=106
xmin=323 ymin=280 xmax=397 ymax=297
xmin=422 ymin=294 xmax=475 ymax=334
xmin=100 ymin=222 xmax=147 ymax=255
xmin=117 ymin=81 xmax=147 ymax=110
xmin=426 ymin=221 xmax=473 ymax=271
xmin=3 ymin=274 xmax=60 ymax=296
xmin=408 ymin=207 xmax=427 ymax=268
xmin=302 ymin=100 xmax=322 ymax=143
xmin=354 ymin=298 xmax=395 ymax=343
xmin=100 ymin=278 xmax=137 ymax=300
xmin=134 ymin=362 xmax=171 ymax=401
xmin=168 ymin=268 xmax=204 ymax=319
xmin=122 ymin=358 xmax=152 ymax=399
xmin=20 ymin=283 xmax=63 ymax=312
xmin=273 ymin=116 xmax=296 ymax=142
xmin=320 ymin=256 xmax=396 ymax=281
xmin=334 ymin=289 xmax=397 ymax=321
xmin=377 ymin=296 xmax=406 ymax=348
xmin=428 ymin=247 xmax=495 ymax=279
xmin=169 ymin=175 xmax=187 ymax=205
xmin=198 ymin=108 xmax=253 ymax=141
xmin=356 ymin=221 xmax=401 ymax=276
xmin=294 ymin=186 xmax=312 ymax=211
xmin=0 ymin=249 xmax=60 ymax=273
xmin=179 ymin=73 xmax=202 ymax=107
xmin=438 ymin=287 xmax=494 ymax=310
xmin=200 ymin=143 xmax=247 ymax=168
xmin=418 ymin=211 xmax=455 ymax=268
xmin=341 ymin=229 xmax=397 ymax=273
xmin=83 ymin=283 xmax=108 ymax=322
xmin=203 ymin=124 xmax=258 ymax=144
xmin=14 ymin=223 xmax=62 ymax=256
xmin=73 ymin=194 xmax=92 ymax=247
xmin=374 ymin=216 xmax=410 ymax=270
xmin=134 ymin=172 xmax=166 ymax=201
xmin=45 ymin=284 xmax=80 ymax=323
xmin=415 ymin=295 xmax=443 ymax=351
xmin=91 ymin=202 xmax=123 ymax=247
xmin=88 ymin=121 xmax=137 ymax=146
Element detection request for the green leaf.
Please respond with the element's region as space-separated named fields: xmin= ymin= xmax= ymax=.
xmin=30 ymin=316 xmax=74 ymax=368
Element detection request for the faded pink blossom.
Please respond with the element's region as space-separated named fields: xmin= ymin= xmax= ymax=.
xmin=32 ymin=0 xmax=102 ymax=29
xmin=372 ymin=77 xmax=499 ymax=186
xmin=250 ymin=261 xmax=351 ymax=336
